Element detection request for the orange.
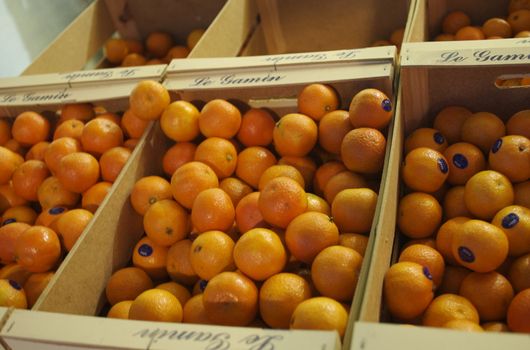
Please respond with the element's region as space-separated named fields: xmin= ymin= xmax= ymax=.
xmin=44 ymin=137 xmax=81 ymax=175
xmin=341 ymin=127 xmax=386 ymax=175
xmin=25 ymin=141 xmax=50 ymax=161
xmin=105 ymin=267 xmax=154 ymax=306
xmin=443 ymin=319 xmax=484 ymax=332
xmin=81 ymin=118 xmax=124 ymax=157
xmin=258 ymin=164 xmax=305 ymax=190
xmin=166 ymin=239 xmax=198 ymax=286
xmin=81 ymin=181 xmax=112 ymax=213
xmin=443 ymin=186 xmax=472 ymax=219
xmin=35 ymin=207 xmax=68 ymax=231
xmin=182 ymin=294 xmax=210 ymax=324
xmin=390 ymin=28 xmax=405 ymax=47
xmin=104 ymin=38 xmax=129 ymax=64
xmin=405 ymin=128 xmax=448 ymax=155
xmin=290 ymin=297 xmax=348 ymax=337
xmin=460 ymin=112 xmax=506 ymax=154
xmin=331 ymin=188 xmax=377 ymax=234
xmin=514 ymin=181 xmax=530 ymax=208
xmin=306 ymin=193 xmax=331 ymax=215
xmin=0 ymin=182 xmax=27 ymax=211
xmin=23 ymin=271 xmax=54 ymax=308
xmin=170 ymin=161 xmax=219 ymax=209
xmin=236 ymin=108 xmax=275 ymax=147
xmin=234 ymin=228 xmax=287 ymax=281
xmin=442 ymin=11 xmax=471 ymax=34
xmin=187 ymin=28 xmax=205 ymax=49
xmin=145 ymin=58 xmax=165 ymax=65
xmin=121 ymin=109 xmax=150 ymax=140
xmin=259 ymin=272 xmax=312 ymax=329
xmin=203 ymin=271 xmax=258 ymax=326
xmin=349 ymin=88 xmax=393 ymax=130
xmin=129 ymin=288 xmax=183 ymax=322
xmin=481 ymin=322 xmax=509 ymax=332
xmin=107 ymin=300 xmax=133 ymax=319
xmin=435 ymin=217 xmax=471 ymax=266
xmin=273 ymin=113 xmax=317 ymax=157
xmin=318 ymin=110 xmax=352 ymax=155
xmin=0 ymin=279 xmax=27 ymax=308
xmin=434 ymin=33 xmax=455 ymax=40
xmin=0 ymin=263 xmax=31 ymax=288
xmin=15 ymin=225 xmax=61 ymax=273
xmin=59 ymin=103 xmax=94 ymax=123
xmin=162 ymin=142 xmax=196 ymax=177
xmin=219 ymin=177 xmax=252 ymax=207
xmin=297 ymin=83 xmax=339 ymax=121
xmin=443 ymin=142 xmax=486 ymax=185
xmin=402 ymin=147 xmax=449 ymax=193
xmin=313 ymin=161 xmax=347 ymax=196
xmin=285 ymin=211 xmax=339 ymax=263
xmin=0 ymin=119 xmax=11 ymax=146
xmin=125 ymin=38 xmax=143 ymax=54
xmin=56 ymin=152 xmax=100 ymax=193
xmin=509 ymin=253 xmax=530 ymax=292
xmin=482 ymin=18 xmax=513 ymax=38
xmin=1 ymin=206 xmax=37 ymax=226
xmin=277 ymin=156 xmax=317 ymax=190
xmin=311 ymin=245 xmax=362 ymax=302
xmin=235 ymin=192 xmax=267 ymax=234
xmin=12 ymin=160 xmax=50 ymax=201
xmin=439 ymin=265 xmax=472 ymax=294
xmin=398 ymin=192 xmax=442 ymax=239
xmin=4 ymin=139 xmax=24 ymax=156
xmin=99 ymin=146 xmax=131 ymax=183
xmin=12 ymin=111 xmax=50 ymax=147
xmin=235 ymin=146 xmax=277 ymax=189
xmin=455 ymin=26 xmax=486 ymax=40
xmin=191 ymin=188 xmax=235 ymax=233
xmin=433 ymin=105 xmax=473 ymax=144
xmin=156 ymin=281 xmax=191 ymax=306
xmin=452 ymin=219 xmax=509 ymax=273
xmin=55 ymin=209 xmax=93 ymax=251
xmin=192 ymin=279 xmax=208 ymax=296
xmin=399 ymin=244 xmax=445 ymax=289
xmin=132 ymin=236 xmax=169 ymax=281
xmin=507 ymin=109 xmax=530 ymax=138
xmin=402 ymin=238 xmax=437 ymax=250
xmin=423 ymin=293 xmax=479 ymax=327
xmin=53 ymin=119 xmax=84 ymax=141
xmin=194 ymin=137 xmax=237 ymax=179
xmin=464 ymin=170 xmax=514 ymax=220
xmin=508 ymin=9 xmax=530 ymax=33
xmin=323 ymin=170 xmax=368 ymax=204
xmin=121 ymin=53 xmax=147 ymax=67
xmin=0 ymin=146 xmax=24 ymax=185
xmin=190 ymin=230 xmax=235 ymax=280
xmin=507 ymin=288 xmax=530 ymax=332
xmin=459 ymin=271 xmax=514 ymax=322
xmin=130 ymin=176 xmax=172 ymax=215
xmin=145 ymin=31 xmax=174 ymax=58
xmin=164 ymin=45 xmax=190 ymax=62
xmin=492 ymin=205 xmax=530 ymax=257
xmin=339 ymin=233 xmax=369 ymax=257
xmin=0 ymin=222 xmax=30 ymax=264
xmin=160 ymin=101 xmax=200 ymax=142
xmin=199 ymin=99 xmax=241 ymax=139
xmin=489 ymin=135 xmax=530 ymax=183
xmin=258 ymin=176 xmax=307 ymax=229
xmin=144 ymin=199 xmax=189 ymax=247
xmin=129 ymin=80 xmax=170 ymax=121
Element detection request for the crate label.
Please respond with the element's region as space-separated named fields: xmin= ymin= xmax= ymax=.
xmin=0 ymin=88 xmax=73 ymax=105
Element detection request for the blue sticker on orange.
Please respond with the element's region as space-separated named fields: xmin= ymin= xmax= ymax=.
xmin=49 ymin=207 xmax=66 ymax=215
xmin=433 ymin=132 xmax=445 ymax=145
xmin=138 ymin=243 xmax=153 ymax=257
xmin=2 ymin=218 xmax=16 ymax=226
xmin=502 ymin=213 xmax=519 ymax=229
xmin=422 ymin=266 xmax=433 ymax=280
xmin=458 ymin=246 xmax=475 ymax=263
xmin=453 ymin=154 xmax=468 ymax=169
xmin=9 ymin=279 xmax=22 ymax=290
xmin=438 ymin=158 xmax=449 ymax=173
xmin=199 ymin=279 xmax=208 ymax=291
xmin=381 ymin=99 xmax=392 ymax=112
xmin=491 ymin=139 xmax=502 ymax=153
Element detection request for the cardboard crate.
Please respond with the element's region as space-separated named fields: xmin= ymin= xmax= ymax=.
xmin=349 ymin=38 xmax=530 ymax=349
xmin=191 ymin=0 xmax=415 ymax=57
xmin=0 ymin=65 xmax=165 ymax=317
xmin=2 ymin=46 xmax=396 ymax=350
xmin=408 ymin=0 xmax=514 ymax=42
xmin=22 ymin=0 xmax=228 ymax=75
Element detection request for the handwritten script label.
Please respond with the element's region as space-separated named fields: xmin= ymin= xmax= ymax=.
xmin=61 ymin=68 xmax=139 ymax=82
xmin=435 ymin=49 xmax=530 ymax=64
xmin=0 ymin=88 xmax=72 ymax=104
xmin=133 ymin=328 xmax=285 ymax=350
xmin=189 ymin=72 xmax=286 ymax=88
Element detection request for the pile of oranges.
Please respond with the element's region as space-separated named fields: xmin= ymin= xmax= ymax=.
xmin=384 ymin=105 xmax=530 ymax=333
xmin=103 ymin=80 xmax=394 ymax=336
xmin=434 ymin=1 xmax=530 ymax=41
xmin=104 ymin=29 xmax=205 ymax=67
xmin=0 ymin=101 xmax=151 ymax=309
